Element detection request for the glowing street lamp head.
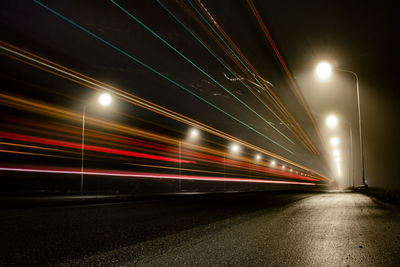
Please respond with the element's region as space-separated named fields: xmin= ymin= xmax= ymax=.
xmin=315 ymin=62 xmax=332 ymax=80
xmin=98 ymin=93 xmax=112 ymax=106
xmin=189 ymin=128 xmax=199 ymax=139
xmin=330 ymin=137 xmax=340 ymax=147
xmin=281 ymin=165 xmax=285 ymax=169
xmin=230 ymin=143 xmax=240 ymax=154
xmin=270 ymin=160 xmax=276 ymax=166
xmin=333 ymin=149 xmax=340 ymax=157
xmin=255 ymin=154 xmax=261 ymax=161
xmin=326 ymin=115 xmax=338 ymax=129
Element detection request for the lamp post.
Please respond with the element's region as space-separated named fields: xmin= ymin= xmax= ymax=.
xmin=312 ymin=111 xmax=354 ymax=187
xmin=316 ymin=62 xmax=366 ymax=186
xmin=224 ymin=143 xmax=240 ymax=192
xmin=178 ymin=140 xmax=181 ymax=191
xmin=80 ymin=105 xmax=86 ymax=194
xmin=223 ymin=153 xmax=226 ymax=191
xmin=80 ymin=92 xmax=112 ymax=194
xmin=178 ymin=128 xmax=200 ymax=192
xmin=348 ymin=127 xmax=354 ymax=187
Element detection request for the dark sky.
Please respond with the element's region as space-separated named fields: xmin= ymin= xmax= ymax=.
xmin=1 ymin=0 xmax=399 ymax=189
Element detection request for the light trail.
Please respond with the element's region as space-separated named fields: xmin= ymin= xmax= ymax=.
xmin=0 ymin=141 xmax=78 ymax=154
xmin=0 ymin=124 xmax=318 ymax=182
xmin=157 ymin=0 xmax=309 ymax=148
xmin=0 ymin=150 xmax=76 ymax=159
xmin=111 ymin=0 xmax=295 ymax=145
xmin=175 ymin=0 xmax=317 ymax=153
xmin=159 ymin=0 xmax=318 ymax=154
xmin=127 ymin=163 xmax=318 ymax=182
xmin=0 ymin=167 xmax=317 ymax=186
xmin=32 ymin=0 xmax=294 ymax=155
xmin=0 ymin=115 xmax=319 ymax=181
xmin=246 ymin=0 xmax=324 ymax=149
xmin=0 ymin=43 xmax=331 ymax=181
xmin=186 ymin=0 xmax=320 ymax=154
xmin=0 ymin=131 xmax=194 ymax=164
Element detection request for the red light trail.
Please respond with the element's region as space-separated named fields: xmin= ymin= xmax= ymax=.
xmin=0 ymin=167 xmax=317 ymax=186
xmin=0 ymin=132 xmax=194 ymax=164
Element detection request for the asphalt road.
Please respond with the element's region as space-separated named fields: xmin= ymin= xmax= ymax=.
xmin=1 ymin=192 xmax=399 ymax=266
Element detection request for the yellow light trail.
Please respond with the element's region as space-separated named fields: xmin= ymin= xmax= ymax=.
xmin=0 ymin=149 xmax=77 ymax=159
xmin=0 ymin=41 xmax=331 ymax=181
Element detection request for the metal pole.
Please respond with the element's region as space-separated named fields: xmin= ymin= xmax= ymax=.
xmin=337 ymin=69 xmax=366 ymax=186
xmin=355 ymin=74 xmax=366 ymax=186
xmin=80 ymin=105 xmax=86 ymax=194
xmin=179 ymin=140 xmax=181 ymax=192
xmin=349 ymin=127 xmax=354 ymax=188
xmin=223 ymin=154 xmax=226 ymax=192
xmin=347 ymin=127 xmax=353 ymax=188
xmin=347 ymin=134 xmax=350 ymax=189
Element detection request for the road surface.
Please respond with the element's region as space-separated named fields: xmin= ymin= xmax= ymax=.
xmin=1 ymin=192 xmax=399 ymax=266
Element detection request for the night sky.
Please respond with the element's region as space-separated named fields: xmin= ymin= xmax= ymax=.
xmin=1 ymin=0 xmax=398 ymax=191
xmin=256 ymin=0 xmax=399 ymax=188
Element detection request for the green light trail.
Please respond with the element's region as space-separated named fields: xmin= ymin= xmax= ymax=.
xmin=32 ymin=0 xmax=294 ymax=154
xmin=111 ymin=0 xmax=293 ymax=144
xmin=184 ymin=0 xmax=294 ymax=130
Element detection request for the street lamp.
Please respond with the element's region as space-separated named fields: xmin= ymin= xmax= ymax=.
xmin=189 ymin=128 xmax=199 ymax=139
xmin=178 ymin=127 xmax=200 ymax=191
xmin=326 ymin=115 xmax=338 ymax=129
xmin=221 ymin=143 xmax=241 ymax=191
xmin=230 ymin=143 xmax=240 ymax=154
xmin=270 ymin=160 xmax=276 ymax=167
xmin=98 ymin=93 xmax=112 ymax=106
xmin=315 ymin=62 xmax=332 ymax=81
xmin=333 ymin=149 xmax=340 ymax=157
xmin=313 ymin=111 xmax=354 ymax=188
xmin=330 ymin=137 xmax=340 ymax=147
xmin=255 ymin=154 xmax=261 ymax=161
xmin=316 ymin=61 xmax=366 ymax=186
xmin=81 ymin=92 xmax=112 ymax=193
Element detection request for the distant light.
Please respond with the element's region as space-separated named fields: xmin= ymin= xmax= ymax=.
xmin=189 ymin=128 xmax=199 ymax=139
xmin=282 ymin=165 xmax=285 ymax=169
xmin=271 ymin=160 xmax=276 ymax=166
xmin=255 ymin=154 xmax=261 ymax=161
xmin=98 ymin=93 xmax=112 ymax=106
xmin=326 ymin=115 xmax=338 ymax=129
xmin=230 ymin=143 xmax=240 ymax=153
xmin=290 ymin=168 xmax=293 ymax=172
xmin=315 ymin=62 xmax=332 ymax=80
xmin=333 ymin=149 xmax=340 ymax=157
xmin=330 ymin=137 xmax=340 ymax=147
